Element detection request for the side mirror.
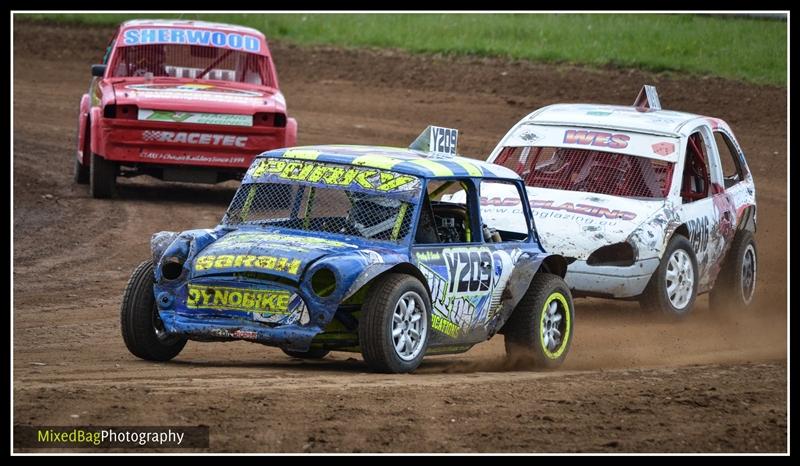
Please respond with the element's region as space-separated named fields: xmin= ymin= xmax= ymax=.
xmin=91 ymin=64 xmax=107 ymax=78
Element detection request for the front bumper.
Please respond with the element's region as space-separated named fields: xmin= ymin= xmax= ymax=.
xmin=565 ymin=258 xmax=660 ymax=298
xmin=154 ymin=277 xmax=336 ymax=352
xmin=96 ymin=117 xmax=288 ymax=169
xmin=159 ymin=313 xmax=321 ymax=351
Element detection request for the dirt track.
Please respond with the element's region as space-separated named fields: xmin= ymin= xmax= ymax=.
xmin=12 ymin=21 xmax=788 ymax=452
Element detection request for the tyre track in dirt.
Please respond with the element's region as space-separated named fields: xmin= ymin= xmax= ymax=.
xmin=13 ymin=21 xmax=787 ymax=452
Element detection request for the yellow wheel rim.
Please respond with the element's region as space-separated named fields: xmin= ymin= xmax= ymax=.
xmin=539 ymin=292 xmax=571 ymax=359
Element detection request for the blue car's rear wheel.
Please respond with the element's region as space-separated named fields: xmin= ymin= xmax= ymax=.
xmin=503 ymin=273 xmax=574 ymax=369
xmin=121 ymin=260 xmax=187 ymax=361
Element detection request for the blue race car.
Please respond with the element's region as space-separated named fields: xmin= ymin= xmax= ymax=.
xmin=121 ymin=127 xmax=574 ymax=373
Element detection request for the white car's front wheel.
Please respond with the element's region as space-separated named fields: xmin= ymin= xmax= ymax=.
xmin=640 ymin=235 xmax=699 ymax=319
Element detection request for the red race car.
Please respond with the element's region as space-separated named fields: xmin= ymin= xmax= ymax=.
xmin=74 ymin=20 xmax=297 ymax=198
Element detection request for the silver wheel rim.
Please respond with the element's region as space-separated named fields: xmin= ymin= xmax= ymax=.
xmin=542 ymin=300 xmax=565 ymax=353
xmin=391 ymin=291 xmax=427 ymax=361
xmin=666 ymin=249 xmax=694 ymax=310
xmin=741 ymin=244 xmax=757 ymax=304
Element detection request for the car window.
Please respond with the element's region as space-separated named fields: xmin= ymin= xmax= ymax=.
xmin=714 ymin=131 xmax=747 ymax=189
xmin=479 ymin=181 xmax=529 ymax=243
xmin=495 ymin=146 xmax=673 ymax=199
xmin=680 ymin=132 xmax=711 ymax=203
xmin=110 ymin=44 xmax=273 ymax=86
xmin=415 ymin=180 xmax=477 ymax=244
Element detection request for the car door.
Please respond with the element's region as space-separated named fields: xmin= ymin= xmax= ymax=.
xmin=712 ymin=125 xmax=756 ymax=232
xmin=675 ymin=125 xmax=733 ymax=291
xmin=412 ymin=177 xmax=533 ymax=346
xmin=411 ymin=178 xmax=496 ymax=346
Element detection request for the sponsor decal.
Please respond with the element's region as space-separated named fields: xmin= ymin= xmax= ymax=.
xmin=586 ymin=110 xmax=613 ymax=116
xmin=431 ymin=314 xmax=460 ymax=338
xmin=139 ymin=109 xmax=253 ymax=127
xmin=186 ymin=284 xmax=292 ymax=314
xmin=140 ymin=152 xmax=246 ymax=164
xmin=122 ymin=28 xmax=261 ymax=53
xmin=129 ymin=83 xmax=262 ymax=96
xmin=519 ymin=131 xmax=541 ymax=142
xmin=250 ymin=159 xmax=419 ymax=193
xmin=142 ymin=130 xmax=247 ymax=147
xmin=563 ymin=130 xmax=630 ymax=149
xmin=481 ymin=196 xmax=522 ymax=207
xmin=687 ymin=216 xmax=710 ymax=255
xmin=651 ymin=142 xmax=676 ymax=156
xmin=231 ymin=329 xmax=259 ymax=339
xmin=480 ymin=196 xmax=638 ymax=221
xmin=416 ymin=247 xmax=519 ymax=338
xmin=420 ymin=263 xmax=477 ymax=337
xmin=415 ymin=251 xmax=441 ymax=262
xmin=194 ymin=254 xmax=302 ymax=276
xmin=126 ymin=84 xmax=264 ymax=103
xmin=531 ymin=199 xmax=637 ymax=220
xmin=442 ymin=247 xmax=493 ymax=296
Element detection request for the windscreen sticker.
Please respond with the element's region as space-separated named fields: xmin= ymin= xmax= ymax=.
xmin=249 ymin=159 xmax=420 ymax=193
xmin=122 ymin=28 xmax=261 ymax=52
xmin=563 ymin=129 xmax=630 ymax=149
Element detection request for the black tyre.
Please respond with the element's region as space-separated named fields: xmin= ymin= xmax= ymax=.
xmin=359 ymin=274 xmax=431 ymax=373
xmin=640 ymin=235 xmax=699 ymax=319
xmin=282 ymin=348 xmax=330 ymax=359
xmin=709 ymin=230 xmax=757 ymax=312
xmin=74 ymin=158 xmax=89 ymax=184
xmin=121 ymin=260 xmax=187 ymax=361
xmin=504 ymin=273 xmax=574 ymax=369
xmin=90 ymin=152 xmax=116 ymax=199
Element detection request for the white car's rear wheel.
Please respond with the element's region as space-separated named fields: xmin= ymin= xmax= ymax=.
xmin=710 ymin=230 xmax=758 ymax=311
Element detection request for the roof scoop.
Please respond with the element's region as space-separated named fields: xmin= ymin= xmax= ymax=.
xmin=409 ymin=125 xmax=459 ymax=157
xmin=633 ymin=85 xmax=661 ymax=112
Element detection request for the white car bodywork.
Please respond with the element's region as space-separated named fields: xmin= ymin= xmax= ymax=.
xmin=473 ymin=100 xmax=757 ymax=299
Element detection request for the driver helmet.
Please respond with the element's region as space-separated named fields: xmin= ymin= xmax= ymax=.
xmin=349 ymin=195 xmax=403 ymax=239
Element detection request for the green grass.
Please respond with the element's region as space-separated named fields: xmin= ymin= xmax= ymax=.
xmin=18 ymin=13 xmax=787 ymax=85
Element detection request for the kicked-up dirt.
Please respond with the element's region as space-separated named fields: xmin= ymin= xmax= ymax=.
xmin=12 ymin=20 xmax=787 ymax=453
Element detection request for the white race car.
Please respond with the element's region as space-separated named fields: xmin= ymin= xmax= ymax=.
xmin=460 ymin=86 xmax=757 ymax=317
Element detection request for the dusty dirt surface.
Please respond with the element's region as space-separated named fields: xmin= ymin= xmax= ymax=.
xmin=13 ymin=21 xmax=787 ymax=453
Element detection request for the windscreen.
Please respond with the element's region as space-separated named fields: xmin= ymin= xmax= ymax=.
xmin=222 ymin=183 xmax=417 ymax=243
xmin=495 ymin=146 xmax=674 ymax=199
xmin=111 ymin=44 xmax=273 ymax=86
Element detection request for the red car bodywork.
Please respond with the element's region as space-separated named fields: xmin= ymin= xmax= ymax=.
xmin=76 ymin=20 xmax=297 ymax=192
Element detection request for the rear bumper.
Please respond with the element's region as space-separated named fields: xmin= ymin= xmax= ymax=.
xmin=565 ymin=258 xmax=660 ymax=298
xmin=95 ymin=117 xmax=288 ymax=169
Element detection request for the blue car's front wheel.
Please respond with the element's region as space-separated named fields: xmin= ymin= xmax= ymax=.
xmin=121 ymin=260 xmax=187 ymax=361
xmin=359 ymin=274 xmax=431 ymax=374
